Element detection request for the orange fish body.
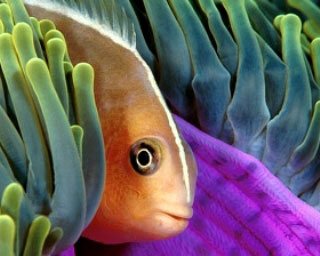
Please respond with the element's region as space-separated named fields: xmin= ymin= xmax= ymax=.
xmin=26 ymin=0 xmax=197 ymax=244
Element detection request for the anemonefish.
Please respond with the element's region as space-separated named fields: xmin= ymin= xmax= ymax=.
xmin=25 ymin=0 xmax=197 ymax=244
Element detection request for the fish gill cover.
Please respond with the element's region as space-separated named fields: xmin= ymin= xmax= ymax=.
xmin=0 ymin=0 xmax=105 ymax=255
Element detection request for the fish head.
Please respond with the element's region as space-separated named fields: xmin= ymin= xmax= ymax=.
xmin=83 ymin=46 xmax=197 ymax=243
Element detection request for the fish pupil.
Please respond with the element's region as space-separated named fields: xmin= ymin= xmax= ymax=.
xmin=137 ymin=148 xmax=152 ymax=168
xmin=130 ymin=139 xmax=161 ymax=175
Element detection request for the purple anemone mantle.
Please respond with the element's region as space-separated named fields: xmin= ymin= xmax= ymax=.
xmin=67 ymin=116 xmax=320 ymax=255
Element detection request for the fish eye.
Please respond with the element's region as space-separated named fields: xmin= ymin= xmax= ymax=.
xmin=130 ymin=139 xmax=161 ymax=175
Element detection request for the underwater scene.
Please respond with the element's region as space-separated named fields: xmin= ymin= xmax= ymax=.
xmin=0 ymin=0 xmax=320 ymax=255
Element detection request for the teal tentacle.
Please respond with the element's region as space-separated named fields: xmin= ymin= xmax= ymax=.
xmin=0 ymin=146 xmax=15 ymax=179
xmin=42 ymin=227 xmax=63 ymax=256
xmin=119 ymin=0 xmax=156 ymax=71
xmin=223 ymin=0 xmax=270 ymax=150
xmin=257 ymin=35 xmax=286 ymax=119
xmin=304 ymin=169 xmax=320 ymax=209
xmin=198 ymin=0 xmax=238 ymax=78
xmin=303 ymin=54 xmax=320 ymax=106
xmin=245 ymin=0 xmax=281 ymax=53
xmin=289 ymin=152 xmax=320 ymax=204
xmin=45 ymin=38 xmax=69 ymax=115
xmin=143 ymin=0 xmax=194 ymax=120
xmin=0 ymin=67 xmax=6 ymax=112
xmin=0 ymin=107 xmax=27 ymax=183
xmin=263 ymin=15 xmax=312 ymax=175
xmin=252 ymin=0 xmax=283 ymax=21
xmin=290 ymin=101 xmax=320 ymax=172
xmin=169 ymin=0 xmax=231 ymax=138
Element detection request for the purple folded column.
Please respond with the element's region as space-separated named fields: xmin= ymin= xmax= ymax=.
xmin=75 ymin=116 xmax=320 ymax=255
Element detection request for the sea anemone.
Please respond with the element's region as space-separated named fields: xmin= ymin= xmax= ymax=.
xmin=2 ymin=0 xmax=320 ymax=255
xmin=0 ymin=0 xmax=105 ymax=254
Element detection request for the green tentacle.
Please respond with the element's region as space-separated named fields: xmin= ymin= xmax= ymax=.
xmin=0 ymin=215 xmax=15 ymax=256
xmin=25 ymin=58 xmax=86 ymax=252
xmin=72 ymin=63 xmax=105 ymax=227
xmin=39 ymin=19 xmax=56 ymax=38
xmin=0 ymin=4 xmax=14 ymax=33
xmin=45 ymin=29 xmax=72 ymax=63
xmin=1 ymin=183 xmax=23 ymax=253
xmin=45 ymin=38 xmax=69 ymax=115
xmin=23 ymin=216 xmax=51 ymax=256
xmin=71 ymin=125 xmax=84 ymax=159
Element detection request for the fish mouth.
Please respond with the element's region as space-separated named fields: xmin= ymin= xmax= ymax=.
xmin=161 ymin=207 xmax=194 ymax=221
xmin=152 ymin=208 xmax=193 ymax=237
